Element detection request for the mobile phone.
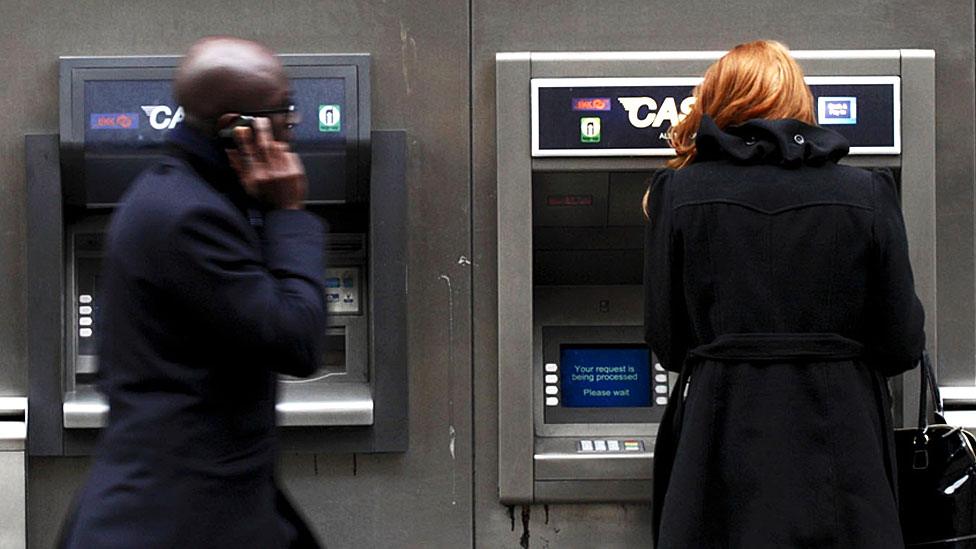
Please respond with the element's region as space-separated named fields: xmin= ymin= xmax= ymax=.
xmin=217 ymin=115 xmax=256 ymax=149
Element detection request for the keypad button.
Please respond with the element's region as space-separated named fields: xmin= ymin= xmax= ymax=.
xmin=79 ymin=328 xmax=93 ymax=338
xmin=79 ymin=317 xmax=93 ymax=327
xmin=654 ymin=362 xmax=665 ymax=372
xmin=79 ymin=306 xmax=93 ymax=315
xmin=594 ymin=440 xmax=608 ymax=452
xmin=580 ymin=440 xmax=594 ymax=452
xmin=545 ymin=386 xmax=558 ymax=395
xmin=79 ymin=295 xmax=93 ymax=304
xmin=655 ymin=374 xmax=668 ymax=383
xmin=607 ymin=440 xmax=620 ymax=452
xmin=656 ymin=396 xmax=669 ymax=405
xmin=545 ymin=363 xmax=558 ymax=373
xmin=545 ymin=374 xmax=558 ymax=384
xmin=545 ymin=397 xmax=559 ymax=406
xmin=655 ymin=385 xmax=668 ymax=394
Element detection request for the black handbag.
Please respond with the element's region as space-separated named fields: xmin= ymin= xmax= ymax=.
xmin=895 ymin=351 xmax=976 ymax=546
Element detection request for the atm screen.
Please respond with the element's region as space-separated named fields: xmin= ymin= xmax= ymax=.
xmin=559 ymin=345 xmax=651 ymax=408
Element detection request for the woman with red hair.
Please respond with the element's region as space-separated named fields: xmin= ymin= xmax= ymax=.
xmin=644 ymin=40 xmax=924 ymax=547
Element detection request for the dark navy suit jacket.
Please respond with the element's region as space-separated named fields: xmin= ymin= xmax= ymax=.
xmin=61 ymin=126 xmax=326 ymax=548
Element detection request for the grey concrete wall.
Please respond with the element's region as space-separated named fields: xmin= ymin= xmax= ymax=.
xmin=6 ymin=1 xmax=473 ymax=547
xmin=471 ymin=1 xmax=975 ymax=546
xmin=3 ymin=0 xmax=974 ymax=547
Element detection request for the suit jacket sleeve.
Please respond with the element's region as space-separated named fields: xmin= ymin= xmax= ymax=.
xmin=867 ymin=170 xmax=926 ymax=376
xmin=164 ymin=206 xmax=327 ymax=377
xmin=644 ymin=170 xmax=691 ymax=372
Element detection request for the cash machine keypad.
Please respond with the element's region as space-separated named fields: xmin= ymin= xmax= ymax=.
xmin=578 ymin=439 xmax=644 ymax=453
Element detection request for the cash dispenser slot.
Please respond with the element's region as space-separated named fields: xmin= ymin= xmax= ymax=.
xmin=278 ymin=233 xmax=373 ymax=427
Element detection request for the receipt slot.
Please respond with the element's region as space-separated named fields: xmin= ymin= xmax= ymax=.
xmin=27 ymin=54 xmax=408 ymax=455
xmin=496 ymin=50 xmax=936 ymax=503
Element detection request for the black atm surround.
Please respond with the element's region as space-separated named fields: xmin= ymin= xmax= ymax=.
xmin=26 ymin=54 xmax=408 ymax=456
xmin=59 ymin=55 xmax=371 ymax=207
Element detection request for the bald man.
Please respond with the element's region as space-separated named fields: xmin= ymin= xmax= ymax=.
xmin=59 ymin=37 xmax=324 ymax=548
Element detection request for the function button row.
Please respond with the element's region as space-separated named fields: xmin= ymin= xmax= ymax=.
xmin=544 ymin=363 xmax=560 ymax=404
xmin=653 ymin=366 xmax=671 ymax=407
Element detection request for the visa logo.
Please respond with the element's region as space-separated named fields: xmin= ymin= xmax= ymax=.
xmin=817 ymin=97 xmax=857 ymax=125
xmin=572 ymin=98 xmax=612 ymax=112
xmin=89 ymin=113 xmax=139 ymax=130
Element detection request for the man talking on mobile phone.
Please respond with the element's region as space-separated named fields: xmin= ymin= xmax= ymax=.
xmin=59 ymin=36 xmax=325 ymax=548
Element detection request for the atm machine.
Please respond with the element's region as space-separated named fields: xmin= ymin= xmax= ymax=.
xmin=496 ymin=50 xmax=936 ymax=503
xmin=27 ymin=54 xmax=408 ymax=455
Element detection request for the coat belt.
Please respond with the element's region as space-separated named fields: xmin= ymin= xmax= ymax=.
xmin=687 ymin=332 xmax=864 ymax=362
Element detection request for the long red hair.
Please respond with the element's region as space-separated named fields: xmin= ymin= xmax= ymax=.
xmin=643 ymin=40 xmax=815 ymax=215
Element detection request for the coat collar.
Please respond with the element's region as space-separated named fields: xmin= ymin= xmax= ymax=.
xmin=694 ymin=115 xmax=849 ymax=167
xmin=165 ymin=124 xmax=255 ymax=214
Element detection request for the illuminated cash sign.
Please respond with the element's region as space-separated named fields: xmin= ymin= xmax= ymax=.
xmin=532 ymin=76 xmax=900 ymax=157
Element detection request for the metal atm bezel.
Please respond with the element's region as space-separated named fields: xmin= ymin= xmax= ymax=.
xmin=496 ymin=49 xmax=936 ymax=504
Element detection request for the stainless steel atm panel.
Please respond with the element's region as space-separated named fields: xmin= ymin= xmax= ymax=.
xmin=496 ymin=50 xmax=936 ymax=504
xmin=27 ymin=54 xmax=408 ymax=456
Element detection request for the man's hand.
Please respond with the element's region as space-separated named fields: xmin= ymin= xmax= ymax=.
xmin=226 ymin=117 xmax=307 ymax=210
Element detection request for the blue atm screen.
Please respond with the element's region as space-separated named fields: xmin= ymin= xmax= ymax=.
xmin=559 ymin=346 xmax=651 ymax=408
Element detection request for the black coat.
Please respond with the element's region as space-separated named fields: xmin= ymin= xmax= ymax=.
xmin=60 ymin=126 xmax=326 ymax=548
xmin=645 ymin=116 xmax=925 ymax=548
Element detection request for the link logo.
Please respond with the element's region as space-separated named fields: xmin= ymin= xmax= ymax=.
xmin=617 ymin=96 xmax=696 ymax=129
xmin=89 ymin=113 xmax=139 ymax=130
xmin=140 ymin=105 xmax=185 ymax=130
xmin=572 ymin=97 xmax=612 ymax=112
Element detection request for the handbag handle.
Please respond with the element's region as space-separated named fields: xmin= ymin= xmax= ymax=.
xmin=917 ymin=349 xmax=944 ymax=429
